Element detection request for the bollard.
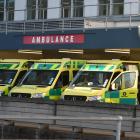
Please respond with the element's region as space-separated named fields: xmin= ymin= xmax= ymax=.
xmin=116 ymin=116 xmax=123 ymax=140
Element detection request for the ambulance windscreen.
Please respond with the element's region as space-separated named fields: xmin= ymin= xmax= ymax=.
xmin=70 ymin=71 xmax=112 ymax=88
xmin=21 ymin=70 xmax=58 ymax=86
xmin=0 ymin=70 xmax=17 ymax=85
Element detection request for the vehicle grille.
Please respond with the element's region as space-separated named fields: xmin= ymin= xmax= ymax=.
xmin=11 ymin=93 xmax=31 ymax=98
xmin=64 ymin=95 xmax=87 ymax=101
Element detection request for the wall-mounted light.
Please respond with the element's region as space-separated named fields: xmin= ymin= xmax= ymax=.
xmin=105 ymin=49 xmax=130 ymax=54
xmin=18 ymin=50 xmax=42 ymax=55
xmin=58 ymin=49 xmax=84 ymax=54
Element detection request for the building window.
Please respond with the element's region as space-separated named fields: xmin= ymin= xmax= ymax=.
xmin=113 ymin=0 xmax=124 ymax=15
xmin=61 ymin=0 xmax=71 ymax=18
xmin=61 ymin=0 xmax=84 ymax=18
xmin=38 ymin=0 xmax=47 ymax=19
xmin=99 ymin=0 xmax=110 ymax=16
xmin=0 ymin=0 xmax=4 ymax=21
xmin=27 ymin=0 xmax=47 ymax=20
xmin=6 ymin=0 xmax=14 ymax=21
xmin=27 ymin=0 xmax=36 ymax=20
xmin=73 ymin=0 xmax=83 ymax=17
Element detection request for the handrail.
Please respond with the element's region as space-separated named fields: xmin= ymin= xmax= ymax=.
xmin=0 ymin=115 xmax=139 ymax=140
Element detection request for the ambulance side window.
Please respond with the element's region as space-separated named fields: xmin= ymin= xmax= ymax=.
xmin=14 ymin=70 xmax=27 ymax=86
xmin=55 ymin=71 xmax=69 ymax=88
xmin=111 ymin=72 xmax=121 ymax=82
xmin=123 ymin=72 xmax=136 ymax=89
xmin=113 ymin=72 xmax=136 ymax=90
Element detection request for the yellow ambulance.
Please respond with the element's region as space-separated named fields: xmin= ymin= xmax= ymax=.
xmin=0 ymin=59 xmax=34 ymax=96
xmin=62 ymin=60 xmax=139 ymax=105
xmin=9 ymin=59 xmax=86 ymax=100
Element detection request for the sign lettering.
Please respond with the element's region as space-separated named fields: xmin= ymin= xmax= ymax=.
xmin=23 ymin=34 xmax=85 ymax=45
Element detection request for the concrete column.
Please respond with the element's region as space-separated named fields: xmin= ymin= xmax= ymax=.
xmin=36 ymin=0 xmax=38 ymax=20
xmin=14 ymin=0 xmax=26 ymax=21
xmin=71 ymin=0 xmax=73 ymax=18
xmin=4 ymin=0 xmax=6 ymax=21
xmin=47 ymin=0 xmax=61 ymax=19
xmin=110 ymin=0 xmax=113 ymax=16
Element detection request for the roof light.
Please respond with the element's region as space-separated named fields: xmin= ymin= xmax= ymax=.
xmin=18 ymin=50 xmax=42 ymax=55
xmin=58 ymin=49 xmax=84 ymax=54
xmin=105 ymin=49 xmax=130 ymax=54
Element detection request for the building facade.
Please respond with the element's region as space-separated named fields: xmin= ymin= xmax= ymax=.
xmin=0 ymin=0 xmax=140 ymax=51
xmin=0 ymin=0 xmax=139 ymax=27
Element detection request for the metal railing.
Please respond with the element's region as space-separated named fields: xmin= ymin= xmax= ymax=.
xmin=0 ymin=2 xmax=140 ymax=33
xmin=0 ymin=115 xmax=140 ymax=140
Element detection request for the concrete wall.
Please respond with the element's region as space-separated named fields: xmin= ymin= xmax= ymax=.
xmin=56 ymin=102 xmax=134 ymax=131
xmin=0 ymin=97 xmax=137 ymax=132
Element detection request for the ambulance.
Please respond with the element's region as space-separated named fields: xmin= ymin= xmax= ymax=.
xmin=62 ymin=60 xmax=140 ymax=105
xmin=0 ymin=59 xmax=34 ymax=96
xmin=9 ymin=59 xmax=86 ymax=100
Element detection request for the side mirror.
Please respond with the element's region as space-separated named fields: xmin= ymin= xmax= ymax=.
xmin=111 ymin=83 xmax=118 ymax=90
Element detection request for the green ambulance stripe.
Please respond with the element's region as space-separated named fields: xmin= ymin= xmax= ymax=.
xmin=49 ymin=89 xmax=62 ymax=96
xmin=105 ymin=91 xmax=137 ymax=105
xmin=105 ymin=91 xmax=120 ymax=98
xmin=84 ymin=65 xmax=90 ymax=70
xmin=89 ymin=65 xmax=106 ymax=71
xmin=38 ymin=64 xmax=53 ymax=69
xmin=11 ymin=64 xmax=20 ymax=69
xmin=108 ymin=65 xmax=115 ymax=71
xmin=35 ymin=63 xmax=61 ymax=70
xmin=120 ymin=98 xmax=136 ymax=105
xmin=84 ymin=64 xmax=106 ymax=71
xmin=0 ymin=63 xmax=19 ymax=69
xmin=54 ymin=64 xmax=61 ymax=69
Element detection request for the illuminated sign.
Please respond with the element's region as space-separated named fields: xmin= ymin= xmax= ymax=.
xmin=23 ymin=34 xmax=85 ymax=44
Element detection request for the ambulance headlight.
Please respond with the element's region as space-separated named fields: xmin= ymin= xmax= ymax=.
xmin=86 ymin=96 xmax=102 ymax=101
xmin=0 ymin=91 xmax=4 ymax=96
xmin=60 ymin=95 xmax=64 ymax=100
xmin=32 ymin=93 xmax=44 ymax=98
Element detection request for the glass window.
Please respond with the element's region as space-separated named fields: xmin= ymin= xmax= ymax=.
xmin=123 ymin=72 xmax=136 ymax=89
xmin=0 ymin=70 xmax=17 ymax=84
xmin=70 ymin=71 xmax=112 ymax=88
xmin=61 ymin=0 xmax=71 ymax=18
xmin=27 ymin=0 xmax=36 ymax=20
xmin=38 ymin=0 xmax=47 ymax=19
xmin=21 ymin=70 xmax=58 ymax=86
xmin=113 ymin=0 xmax=124 ymax=15
xmin=114 ymin=72 xmax=136 ymax=90
xmin=7 ymin=0 xmax=14 ymax=21
xmin=99 ymin=0 xmax=110 ymax=16
xmin=0 ymin=0 xmax=4 ymax=21
xmin=73 ymin=0 xmax=83 ymax=17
